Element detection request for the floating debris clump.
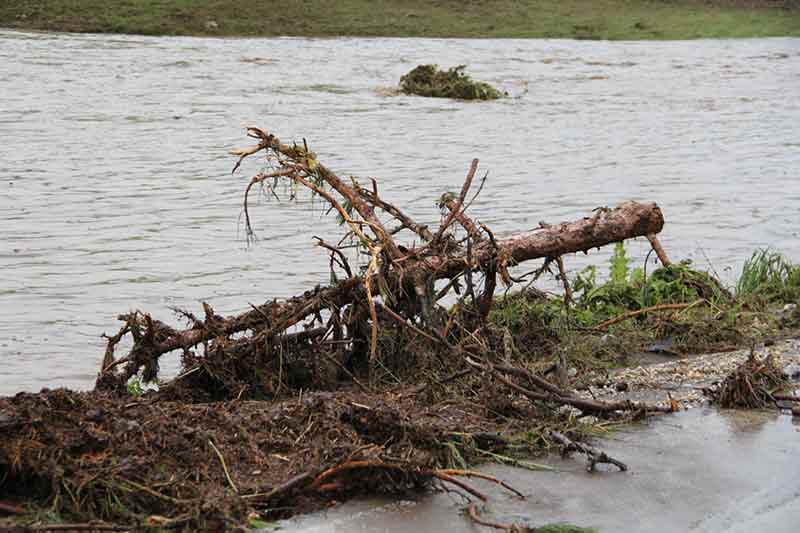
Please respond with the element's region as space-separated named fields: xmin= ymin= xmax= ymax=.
xmin=400 ymin=64 xmax=503 ymax=100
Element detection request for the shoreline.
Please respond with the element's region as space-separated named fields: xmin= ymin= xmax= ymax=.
xmin=4 ymin=26 xmax=800 ymax=42
xmin=1 ymin=1 xmax=798 ymax=40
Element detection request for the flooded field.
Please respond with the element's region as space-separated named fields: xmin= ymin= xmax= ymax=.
xmin=1 ymin=31 xmax=799 ymax=394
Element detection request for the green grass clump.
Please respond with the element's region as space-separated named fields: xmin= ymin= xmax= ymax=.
xmin=736 ymin=248 xmax=800 ymax=305
xmin=400 ymin=65 xmax=502 ymax=100
xmin=491 ymin=244 xmax=799 ymax=365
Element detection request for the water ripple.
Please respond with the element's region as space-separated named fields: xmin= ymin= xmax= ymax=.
xmin=1 ymin=31 xmax=799 ymax=394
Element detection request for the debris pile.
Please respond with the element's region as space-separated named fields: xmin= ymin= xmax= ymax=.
xmin=3 ymin=126 xmax=799 ymax=531
xmin=400 ymin=64 xmax=503 ymax=100
xmin=709 ymin=351 xmax=791 ymax=408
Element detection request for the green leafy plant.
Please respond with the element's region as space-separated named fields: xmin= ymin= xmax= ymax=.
xmin=126 ymin=377 xmax=144 ymax=396
xmin=609 ymin=241 xmax=630 ymax=285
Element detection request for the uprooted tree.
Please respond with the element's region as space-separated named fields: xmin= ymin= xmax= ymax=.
xmin=98 ymin=125 xmax=670 ymax=413
xmin=1 ymin=127 xmax=687 ymax=532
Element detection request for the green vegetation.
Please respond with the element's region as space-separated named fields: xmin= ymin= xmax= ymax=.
xmin=1 ymin=1 xmax=797 ymax=39
xmin=489 ymin=246 xmax=799 ymax=370
xmin=736 ymin=248 xmax=800 ymax=305
xmin=400 ymin=64 xmax=503 ymax=100
xmin=126 ymin=376 xmax=144 ymax=396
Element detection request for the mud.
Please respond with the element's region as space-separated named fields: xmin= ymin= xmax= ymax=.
xmin=284 ymin=408 xmax=800 ymax=533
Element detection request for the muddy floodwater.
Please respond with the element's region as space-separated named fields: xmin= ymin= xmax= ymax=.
xmin=285 ymin=409 xmax=800 ymax=533
xmin=1 ymin=31 xmax=799 ymax=393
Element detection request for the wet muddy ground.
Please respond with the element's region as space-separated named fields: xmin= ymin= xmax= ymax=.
xmin=589 ymin=337 xmax=800 ymax=406
xmin=285 ymin=407 xmax=800 ymax=533
xmin=279 ymin=340 xmax=800 ymax=532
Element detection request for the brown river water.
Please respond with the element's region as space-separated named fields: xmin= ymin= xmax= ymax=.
xmin=1 ymin=30 xmax=799 ymax=395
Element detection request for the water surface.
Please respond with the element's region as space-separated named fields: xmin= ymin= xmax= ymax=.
xmin=1 ymin=31 xmax=799 ymax=393
xmin=285 ymin=409 xmax=800 ymax=533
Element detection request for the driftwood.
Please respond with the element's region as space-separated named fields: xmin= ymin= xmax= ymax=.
xmin=550 ymin=430 xmax=628 ymax=472
xmin=98 ymin=126 xmax=667 ymax=397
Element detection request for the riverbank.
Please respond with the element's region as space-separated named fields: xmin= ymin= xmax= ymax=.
xmin=2 ymin=244 xmax=799 ymax=530
xmin=1 ymin=1 xmax=798 ymax=39
xmin=2 ymin=337 xmax=798 ymax=531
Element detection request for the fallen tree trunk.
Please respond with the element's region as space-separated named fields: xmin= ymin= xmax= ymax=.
xmin=407 ymin=200 xmax=663 ymax=280
xmin=99 ymin=201 xmax=662 ymax=381
xmin=98 ymin=126 xmax=670 ymax=394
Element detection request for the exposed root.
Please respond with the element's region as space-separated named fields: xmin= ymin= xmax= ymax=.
xmin=436 ymin=470 xmax=525 ymax=499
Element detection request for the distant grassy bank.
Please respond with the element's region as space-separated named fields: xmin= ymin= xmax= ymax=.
xmin=1 ymin=0 xmax=798 ymax=39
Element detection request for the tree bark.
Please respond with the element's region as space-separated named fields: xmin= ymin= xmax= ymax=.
xmin=99 ymin=201 xmax=663 ymax=378
xmin=407 ymin=200 xmax=663 ymax=279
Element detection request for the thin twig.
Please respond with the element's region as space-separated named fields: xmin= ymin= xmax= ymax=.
xmin=364 ymin=246 xmax=382 ymax=365
xmin=550 ymin=430 xmax=628 ymax=472
xmin=314 ymin=236 xmax=353 ymax=278
xmin=358 ymin=187 xmax=433 ymax=242
xmin=444 ymin=198 xmax=482 ymax=239
xmin=466 ymin=357 xmax=675 ymax=415
xmin=436 ymin=469 xmax=524 ymax=499
xmin=432 ymin=471 xmax=488 ymax=502
xmin=0 ymin=500 xmax=25 ymax=515
xmin=646 ymin=234 xmax=671 ymax=266
xmin=241 ymin=471 xmax=312 ymax=502
xmin=208 ymin=439 xmax=238 ymax=494
xmin=556 ymin=256 xmax=573 ymax=305
xmin=310 ymin=460 xmax=407 ymax=489
xmin=377 ymin=303 xmax=443 ymax=346
xmin=243 ymin=168 xmax=295 ymax=238
xmin=432 ymin=158 xmax=479 ymax=244
xmin=467 ymin=503 xmax=516 ymax=531
xmin=319 ymin=349 xmax=371 ymax=393
xmin=593 ymin=301 xmax=702 ymax=330
xmin=115 ymin=477 xmax=195 ymax=505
